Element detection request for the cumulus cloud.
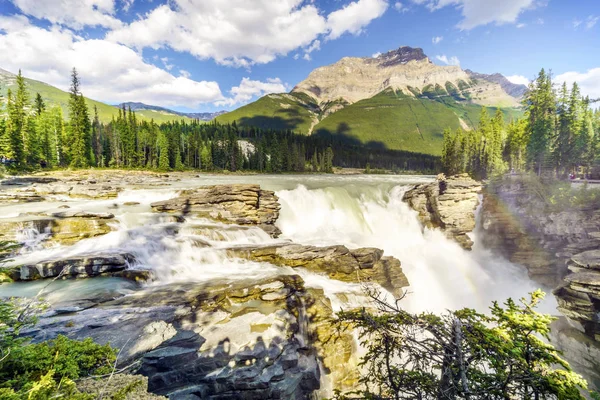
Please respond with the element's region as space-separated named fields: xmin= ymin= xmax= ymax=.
xmin=411 ymin=0 xmax=540 ymax=30
xmin=9 ymin=0 xmax=122 ymax=29
xmin=556 ymin=69 xmax=600 ymax=101
xmin=107 ymin=0 xmax=388 ymax=67
xmin=435 ymin=54 xmax=460 ymax=66
xmin=432 ymin=36 xmax=443 ymax=44
xmin=506 ymin=75 xmax=530 ymax=85
xmin=326 ymin=0 xmax=389 ymax=39
xmin=216 ymin=78 xmax=288 ymax=107
xmin=0 ymin=15 xmax=224 ymax=108
xmin=372 ymin=52 xmax=382 ymax=58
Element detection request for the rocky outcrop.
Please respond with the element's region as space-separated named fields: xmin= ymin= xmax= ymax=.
xmin=403 ymin=174 xmax=482 ymax=250
xmin=151 ymin=184 xmax=282 ymax=237
xmin=26 ymin=275 xmax=329 ymax=399
xmin=554 ymin=250 xmax=600 ymax=342
xmin=0 ymin=252 xmax=147 ymax=282
xmin=0 ymin=212 xmax=115 ymax=247
xmin=231 ymin=244 xmax=409 ymax=296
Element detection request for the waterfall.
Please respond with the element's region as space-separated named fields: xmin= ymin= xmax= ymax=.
xmin=276 ymin=183 xmax=556 ymax=314
xmin=1 ymin=176 xmax=554 ymax=315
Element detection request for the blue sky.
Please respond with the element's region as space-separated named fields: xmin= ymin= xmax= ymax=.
xmin=0 ymin=0 xmax=599 ymax=112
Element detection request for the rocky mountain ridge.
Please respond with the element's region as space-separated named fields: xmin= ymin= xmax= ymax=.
xmin=292 ymin=46 xmax=524 ymax=108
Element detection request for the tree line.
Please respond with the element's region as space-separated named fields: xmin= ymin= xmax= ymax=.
xmin=442 ymin=68 xmax=600 ymax=179
xmin=0 ymin=69 xmax=439 ymax=174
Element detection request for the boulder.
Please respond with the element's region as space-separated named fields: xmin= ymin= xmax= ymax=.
xmin=403 ymin=174 xmax=481 ymax=250
xmin=151 ymin=184 xmax=281 ymax=237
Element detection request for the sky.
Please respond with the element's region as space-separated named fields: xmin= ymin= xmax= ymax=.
xmin=0 ymin=0 xmax=598 ymax=113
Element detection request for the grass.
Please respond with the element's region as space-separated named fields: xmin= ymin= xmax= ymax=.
xmin=0 ymin=75 xmax=191 ymax=124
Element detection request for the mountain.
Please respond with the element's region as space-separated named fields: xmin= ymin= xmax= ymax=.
xmin=0 ymin=68 xmax=191 ymax=124
xmin=464 ymin=69 xmax=528 ymax=98
xmin=217 ymin=46 xmax=526 ymax=156
xmin=118 ymin=102 xmax=227 ymax=121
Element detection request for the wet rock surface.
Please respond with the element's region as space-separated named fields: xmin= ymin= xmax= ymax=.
xmin=231 ymin=244 xmax=409 ymax=296
xmin=151 ymin=184 xmax=282 ymax=238
xmin=1 ymin=252 xmax=141 ymax=281
xmin=26 ymin=275 xmax=324 ymax=399
xmin=403 ymin=173 xmax=482 ymax=249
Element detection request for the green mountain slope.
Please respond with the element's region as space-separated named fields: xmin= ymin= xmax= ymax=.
xmin=0 ymin=70 xmax=190 ymax=124
xmin=217 ymin=88 xmax=523 ymax=156
xmin=314 ymin=89 xmax=522 ymax=156
xmin=216 ymin=92 xmax=317 ymax=133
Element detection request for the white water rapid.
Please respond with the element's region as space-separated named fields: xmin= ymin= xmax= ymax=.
xmin=0 ymin=174 xmax=556 ymax=315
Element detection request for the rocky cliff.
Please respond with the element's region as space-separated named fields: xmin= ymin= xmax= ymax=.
xmin=403 ymin=174 xmax=482 ymax=250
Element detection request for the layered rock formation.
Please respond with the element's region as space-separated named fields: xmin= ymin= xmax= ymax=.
xmin=554 ymin=250 xmax=600 ymax=341
xmin=232 ymin=244 xmax=409 ymax=296
xmin=151 ymin=184 xmax=282 ymax=238
xmin=403 ymin=174 xmax=482 ymax=249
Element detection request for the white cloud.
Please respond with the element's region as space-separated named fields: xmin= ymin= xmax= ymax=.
xmin=586 ymin=15 xmax=599 ymax=29
xmin=573 ymin=19 xmax=583 ymax=29
xmin=107 ymin=0 xmax=388 ymax=68
xmin=394 ymin=1 xmax=408 ymax=12
xmin=216 ymin=77 xmax=288 ymax=107
xmin=9 ymin=0 xmax=122 ymax=29
xmin=0 ymin=15 xmax=225 ymax=108
xmin=372 ymin=52 xmax=382 ymax=58
xmin=303 ymin=40 xmax=321 ymax=60
xmin=326 ymin=0 xmax=389 ymax=40
xmin=536 ymin=18 xmax=544 ymax=25
xmin=432 ymin=35 xmax=443 ymax=44
xmin=506 ymin=75 xmax=530 ymax=85
xmin=516 ymin=23 xmax=526 ymax=28
xmin=411 ymin=0 xmax=540 ymax=30
xmin=435 ymin=54 xmax=460 ymax=66
xmin=556 ymin=69 xmax=600 ymax=101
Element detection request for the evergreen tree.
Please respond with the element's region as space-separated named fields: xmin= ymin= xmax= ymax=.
xmin=526 ymin=69 xmax=556 ymax=176
xmin=157 ymin=130 xmax=170 ymax=170
xmin=67 ymin=68 xmax=91 ymax=167
xmin=34 ymin=93 xmax=45 ymax=117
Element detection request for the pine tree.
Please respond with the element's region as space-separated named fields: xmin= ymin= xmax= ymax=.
xmin=67 ymin=68 xmax=91 ymax=168
xmin=157 ymin=130 xmax=170 ymax=170
xmin=526 ymin=69 xmax=556 ymax=176
xmin=34 ymin=93 xmax=45 ymax=117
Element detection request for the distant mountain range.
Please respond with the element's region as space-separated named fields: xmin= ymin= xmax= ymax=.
xmin=117 ymin=102 xmax=227 ymax=121
xmin=217 ymin=46 xmax=526 ymax=156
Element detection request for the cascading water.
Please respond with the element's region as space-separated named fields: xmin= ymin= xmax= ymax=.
xmin=0 ymin=175 xmax=554 ymax=315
